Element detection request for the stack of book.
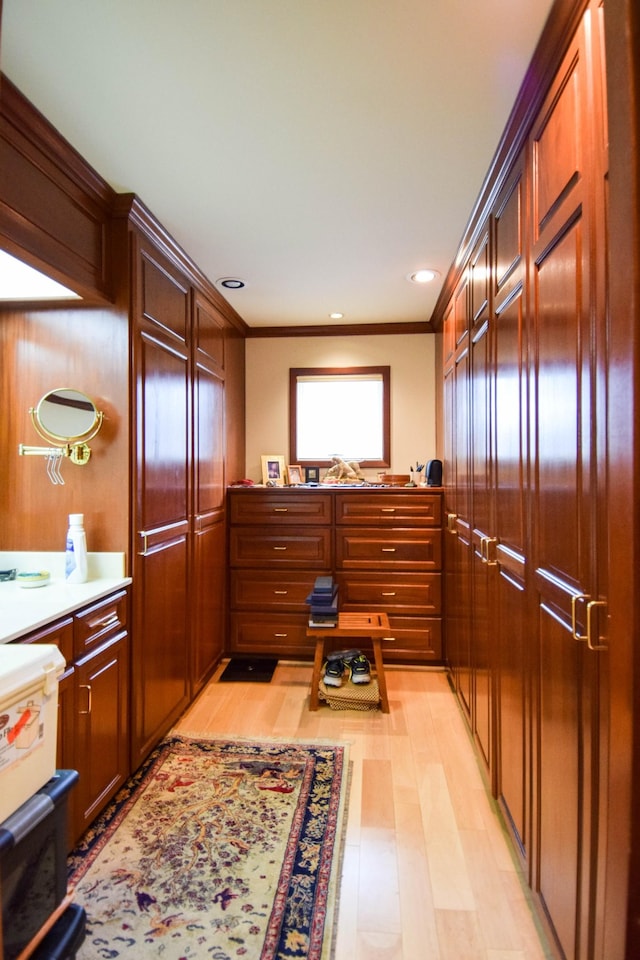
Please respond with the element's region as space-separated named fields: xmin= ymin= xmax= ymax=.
xmin=306 ymin=575 xmax=339 ymax=627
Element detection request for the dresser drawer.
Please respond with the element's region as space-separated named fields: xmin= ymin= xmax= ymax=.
xmin=335 ymin=528 xmax=442 ymax=570
xmin=230 ymin=527 xmax=332 ymax=568
xmin=74 ymin=590 xmax=128 ymax=658
xmin=335 ymin=493 xmax=441 ymax=526
xmin=381 ymin=616 xmax=443 ymax=662
xmin=337 ymin=572 xmax=441 ymax=614
xmin=230 ymin=613 xmax=312 ymax=657
xmin=229 ymin=492 xmax=332 ymax=525
xmin=231 ymin=570 xmax=329 ymax=612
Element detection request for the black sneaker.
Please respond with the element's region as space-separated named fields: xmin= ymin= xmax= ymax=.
xmin=326 ymin=648 xmax=361 ymax=662
xmin=347 ymin=653 xmax=371 ymax=684
xmin=323 ymin=658 xmax=345 ymax=687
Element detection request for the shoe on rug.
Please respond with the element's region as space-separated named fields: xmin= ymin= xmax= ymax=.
xmin=347 ymin=653 xmax=371 ymax=684
xmin=323 ymin=658 xmax=345 ymax=687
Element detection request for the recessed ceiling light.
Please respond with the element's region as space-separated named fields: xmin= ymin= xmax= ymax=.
xmin=407 ymin=268 xmax=440 ymax=284
xmin=329 ymin=312 xmax=344 ymax=320
xmin=217 ymin=277 xmax=246 ymax=289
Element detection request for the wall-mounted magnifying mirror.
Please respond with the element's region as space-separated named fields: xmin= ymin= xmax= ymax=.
xmin=19 ymin=388 xmax=104 ymax=482
xmin=34 ymin=389 xmax=101 ymax=444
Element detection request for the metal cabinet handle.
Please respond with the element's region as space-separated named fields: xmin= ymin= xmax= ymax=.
xmin=273 ymin=590 xmax=288 ymax=595
xmin=273 ymin=546 xmax=287 ymax=551
xmin=274 ymin=632 xmax=288 ymax=638
xmin=381 ymin=591 xmax=397 ymax=596
xmin=480 ymin=536 xmax=498 ymax=566
xmin=274 ymin=507 xmax=288 ymax=512
xmin=78 ymin=684 xmax=92 ymax=715
xmin=586 ymin=600 xmax=607 ymax=651
xmin=381 ymin=547 xmax=396 ymax=553
xmin=381 ymin=507 xmax=396 ymax=513
xmin=571 ymin=594 xmax=589 ymax=641
xmin=90 ymin=612 xmax=119 ymax=631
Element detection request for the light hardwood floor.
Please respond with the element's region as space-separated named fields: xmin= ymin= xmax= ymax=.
xmin=173 ymin=661 xmax=553 ymax=960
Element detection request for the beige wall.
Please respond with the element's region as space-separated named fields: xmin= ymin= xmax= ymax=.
xmin=244 ymin=332 xmax=437 ymax=482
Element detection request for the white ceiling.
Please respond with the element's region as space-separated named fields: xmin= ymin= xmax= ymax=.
xmin=1 ymin=0 xmax=553 ymax=328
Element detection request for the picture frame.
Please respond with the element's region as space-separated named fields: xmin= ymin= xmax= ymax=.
xmin=287 ymin=464 xmax=302 ymax=485
xmin=304 ymin=465 xmax=320 ymax=483
xmin=261 ymin=455 xmax=286 ymax=485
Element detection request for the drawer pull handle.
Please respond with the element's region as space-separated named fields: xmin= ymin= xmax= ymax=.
xmin=381 ymin=507 xmax=396 ymax=513
xmin=381 ymin=547 xmax=396 ymax=553
xmin=273 ymin=590 xmax=288 ymax=595
xmin=275 ymin=632 xmax=288 ymax=637
xmin=382 ymin=591 xmax=397 ymax=596
xmin=90 ymin=612 xmax=119 ymax=631
xmin=79 ymin=684 xmax=92 ymax=715
xmin=274 ymin=507 xmax=289 ymax=512
xmin=273 ymin=546 xmax=287 ymax=551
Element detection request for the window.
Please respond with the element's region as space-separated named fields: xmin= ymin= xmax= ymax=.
xmin=289 ymin=366 xmax=390 ymax=468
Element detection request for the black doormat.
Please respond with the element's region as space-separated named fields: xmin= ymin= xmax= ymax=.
xmin=218 ymin=657 xmax=279 ymax=683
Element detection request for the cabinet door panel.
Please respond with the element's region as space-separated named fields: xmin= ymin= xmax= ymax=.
xmin=75 ymin=633 xmax=129 ymax=840
xmin=192 ymin=517 xmax=225 ymax=693
xmin=194 ymin=363 xmax=224 ymax=516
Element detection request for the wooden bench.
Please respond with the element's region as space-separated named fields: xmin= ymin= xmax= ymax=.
xmin=306 ymin=612 xmax=391 ymax=712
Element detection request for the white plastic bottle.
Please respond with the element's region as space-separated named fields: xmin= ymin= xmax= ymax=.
xmin=65 ymin=513 xmax=88 ymax=583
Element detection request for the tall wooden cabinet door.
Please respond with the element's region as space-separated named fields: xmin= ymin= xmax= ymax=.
xmin=191 ymin=291 xmax=226 ymax=693
xmin=492 ymin=161 xmax=531 ymax=863
xmin=131 ymin=239 xmax=191 ymax=767
xmin=469 ymin=229 xmax=494 ymax=775
xmin=529 ymin=14 xmax=607 ymax=958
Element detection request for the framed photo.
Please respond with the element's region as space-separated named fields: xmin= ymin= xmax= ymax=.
xmin=304 ymin=465 xmax=320 ymax=483
xmin=287 ymin=464 xmax=302 ymax=485
xmin=261 ymin=455 xmax=286 ymax=485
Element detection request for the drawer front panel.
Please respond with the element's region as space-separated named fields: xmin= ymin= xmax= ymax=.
xmin=230 ymin=613 xmax=312 ymax=656
xmin=231 ymin=570 xmax=329 ymax=611
xmin=337 ymin=572 xmax=441 ymax=614
xmin=382 ymin=615 xmax=443 ymax=661
xmin=19 ymin=617 xmax=74 ymax=663
xmin=74 ymin=590 xmax=129 ymax=658
xmin=230 ymin=527 xmax=331 ymax=567
xmin=335 ymin=528 xmax=441 ymax=570
xmin=335 ymin=492 xmax=441 ymax=526
xmin=229 ymin=493 xmax=332 ymax=525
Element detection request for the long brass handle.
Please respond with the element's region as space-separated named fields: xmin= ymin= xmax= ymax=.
xmin=480 ymin=536 xmax=498 ymax=566
xmin=586 ymin=600 xmax=607 ymax=651
xmin=78 ymin=684 xmax=92 ymax=715
xmin=274 ymin=632 xmax=288 ymax=638
xmin=274 ymin=507 xmax=288 ymax=512
xmin=273 ymin=546 xmax=287 ymax=551
xmin=381 ymin=591 xmax=397 ymax=596
xmin=571 ymin=594 xmax=589 ymax=641
xmin=273 ymin=590 xmax=288 ymax=595
xmin=381 ymin=547 xmax=396 ymax=553
xmin=381 ymin=507 xmax=396 ymax=513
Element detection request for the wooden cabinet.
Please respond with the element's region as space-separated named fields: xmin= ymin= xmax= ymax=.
xmin=228 ymin=487 xmax=443 ymax=663
xmin=127 ymin=213 xmax=229 ymax=766
xmin=436 ymin=3 xmax=611 ymax=956
xmin=17 ymin=587 xmax=130 ymax=846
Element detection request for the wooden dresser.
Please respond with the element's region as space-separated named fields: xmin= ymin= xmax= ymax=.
xmin=227 ymin=486 xmax=443 ymax=663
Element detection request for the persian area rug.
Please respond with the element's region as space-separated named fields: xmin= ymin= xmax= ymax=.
xmin=68 ymin=735 xmax=349 ymax=960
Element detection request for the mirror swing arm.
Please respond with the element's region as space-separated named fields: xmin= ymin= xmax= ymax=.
xmin=19 ymin=388 xmax=104 ymax=484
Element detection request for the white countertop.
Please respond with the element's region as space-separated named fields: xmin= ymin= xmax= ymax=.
xmin=0 ymin=552 xmax=131 ymax=644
